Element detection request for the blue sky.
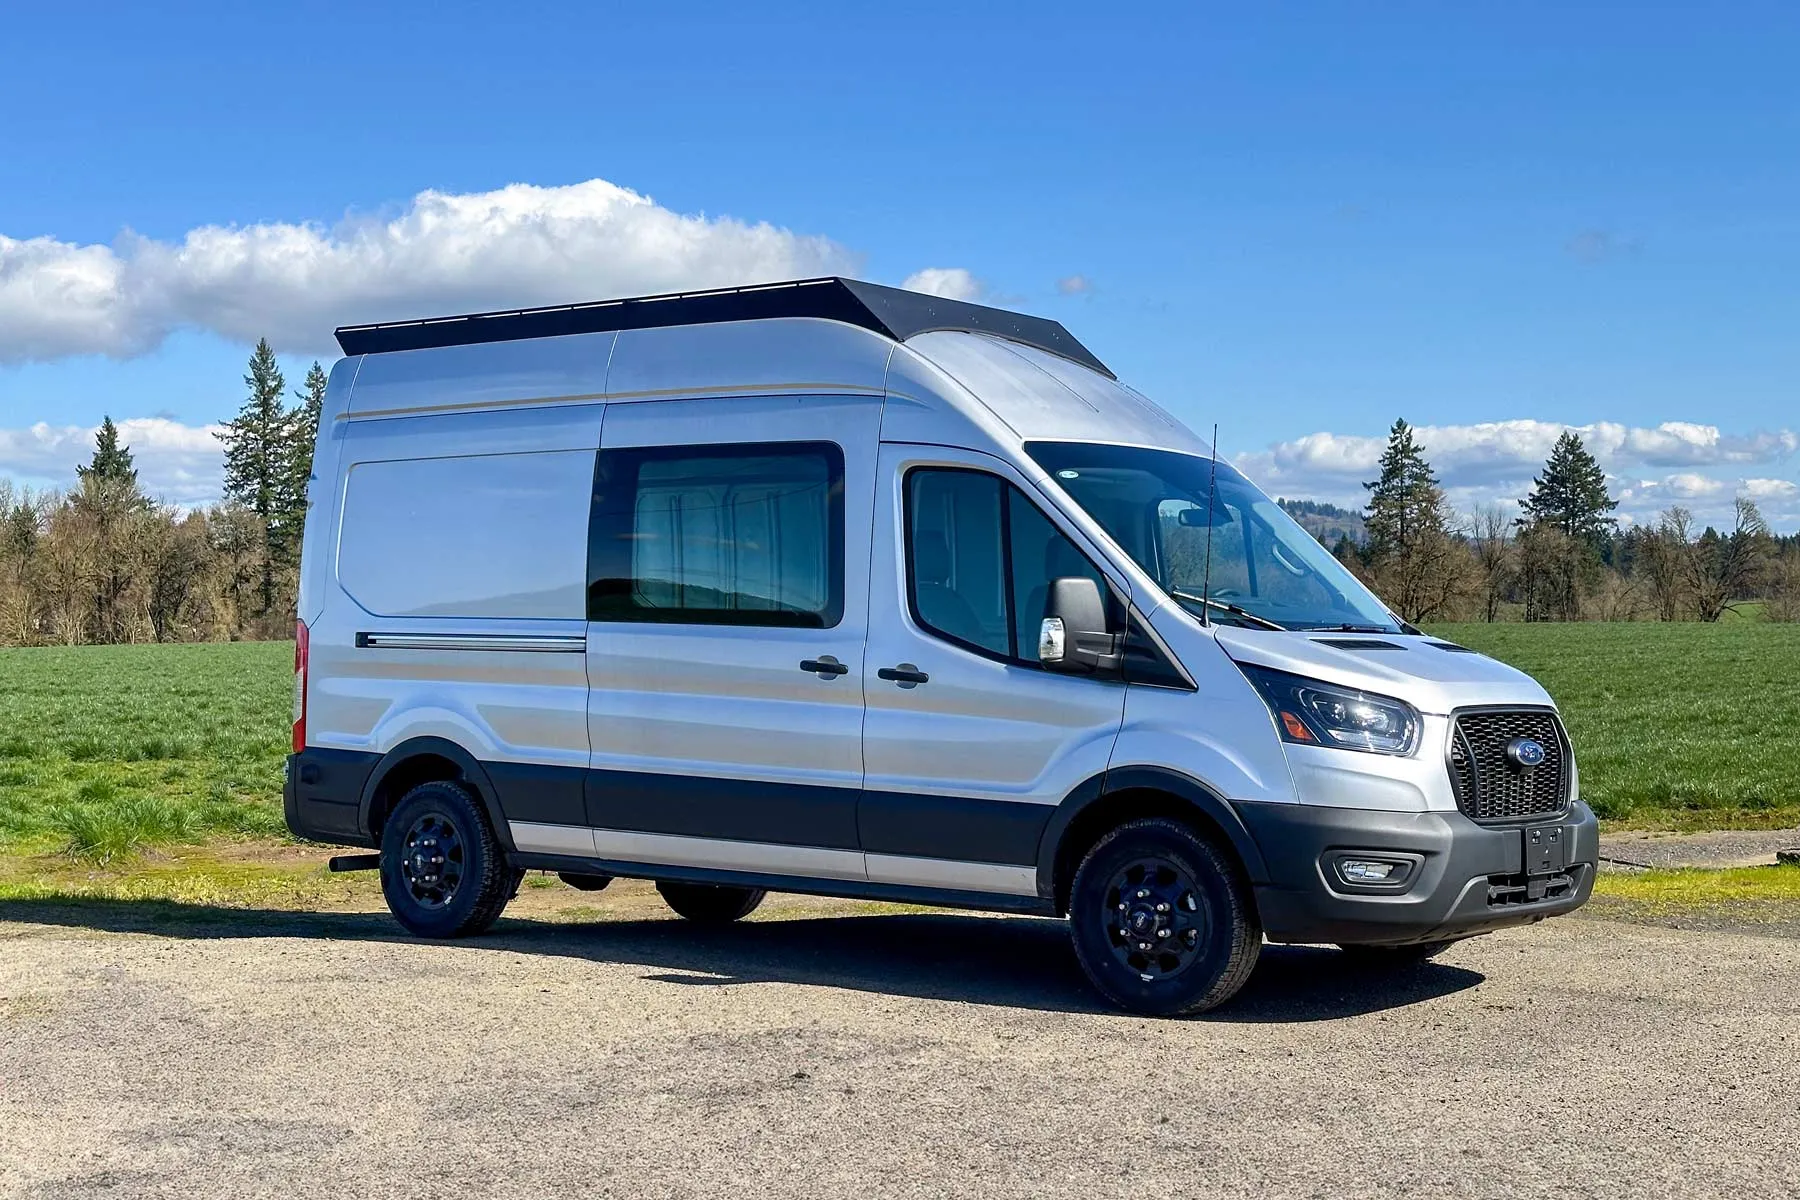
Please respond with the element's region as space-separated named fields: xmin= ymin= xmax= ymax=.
xmin=2 ymin=1 xmax=1796 ymax=526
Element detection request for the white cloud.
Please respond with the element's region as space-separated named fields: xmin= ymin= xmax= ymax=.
xmin=1741 ymin=478 xmax=1799 ymax=502
xmin=1236 ymin=418 xmax=1800 ymax=531
xmin=1056 ymin=274 xmax=1093 ymax=296
xmin=0 ymin=418 xmax=224 ymax=507
xmin=0 ymin=178 xmax=859 ymax=364
xmin=900 ymin=267 xmax=985 ymax=302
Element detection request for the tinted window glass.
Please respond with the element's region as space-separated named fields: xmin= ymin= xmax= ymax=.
xmin=588 ymin=442 xmax=844 ymax=627
xmin=339 ymin=451 xmax=590 ymax=619
xmin=906 ymin=470 xmax=1009 ymax=656
xmin=1008 ymin=497 xmax=1108 ymax=664
xmin=907 ymin=468 xmax=1109 ymax=665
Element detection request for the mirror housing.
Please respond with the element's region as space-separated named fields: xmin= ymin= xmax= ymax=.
xmin=1039 ymin=577 xmax=1121 ymax=674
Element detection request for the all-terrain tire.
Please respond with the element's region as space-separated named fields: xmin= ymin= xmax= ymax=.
xmin=656 ymin=881 xmax=766 ymax=924
xmin=379 ymin=779 xmax=514 ymax=938
xmin=1068 ymin=817 xmax=1261 ymax=1017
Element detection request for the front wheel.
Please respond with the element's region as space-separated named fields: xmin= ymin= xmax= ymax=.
xmin=1068 ymin=817 xmax=1262 ymax=1017
xmin=656 ymin=881 xmax=766 ymax=924
xmin=379 ymin=780 xmax=515 ymax=939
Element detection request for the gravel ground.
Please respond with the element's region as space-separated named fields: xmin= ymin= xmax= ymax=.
xmin=2 ymin=887 xmax=1797 ymax=1200
xmin=1598 ymin=828 xmax=1800 ymax=870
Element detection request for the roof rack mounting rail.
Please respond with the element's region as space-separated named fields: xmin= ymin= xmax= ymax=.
xmin=332 ymin=276 xmax=1113 ymax=378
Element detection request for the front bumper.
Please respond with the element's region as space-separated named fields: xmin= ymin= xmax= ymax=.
xmin=1233 ymin=799 xmax=1599 ymax=946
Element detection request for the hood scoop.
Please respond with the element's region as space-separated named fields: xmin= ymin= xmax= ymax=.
xmin=1426 ymin=640 xmax=1477 ymax=653
xmin=1310 ymin=638 xmax=1406 ymax=651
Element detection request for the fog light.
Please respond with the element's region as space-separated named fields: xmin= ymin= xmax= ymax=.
xmin=1339 ymin=859 xmax=1397 ymax=883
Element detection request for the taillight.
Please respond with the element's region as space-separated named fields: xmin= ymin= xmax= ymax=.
xmin=292 ymin=619 xmax=309 ymax=753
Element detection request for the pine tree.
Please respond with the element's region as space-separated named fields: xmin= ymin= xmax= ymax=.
xmin=77 ymin=417 xmax=139 ymax=488
xmin=217 ymin=339 xmax=298 ymax=615
xmin=295 ymin=363 xmax=327 ymax=482
xmin=1361 ymin=419 xmax=1465 ymax=622
xmin=290 ymin=361 xmax=328 ymax=517
xmin=1518 ymin=432 xmax=1618 ymax=549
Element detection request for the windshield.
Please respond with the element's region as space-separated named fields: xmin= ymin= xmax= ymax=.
xmin=1025 ymin=441 xmax=1402 ymax=633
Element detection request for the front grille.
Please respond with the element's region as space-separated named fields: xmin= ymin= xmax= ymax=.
xmin=1448 ymin=708 xmax=1571 ymax=822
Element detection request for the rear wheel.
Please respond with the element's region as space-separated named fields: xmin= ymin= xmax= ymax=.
xmin=656 ymin=881 xmax=766 ymax=925
xmin=1068 ymin=817 xmax=1261 ymax=1017
xmin=379 ymin=780 xmax=516 ymax=938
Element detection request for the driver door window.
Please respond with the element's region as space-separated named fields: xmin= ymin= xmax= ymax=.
xmin=907 ymin=469 xmax=1109 ymax=666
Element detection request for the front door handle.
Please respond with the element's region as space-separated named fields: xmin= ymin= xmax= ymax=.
xmin=800 ymin=657 xmax=849 ymax=677
xmin=876 ymin=664 xmax=929 ymax=687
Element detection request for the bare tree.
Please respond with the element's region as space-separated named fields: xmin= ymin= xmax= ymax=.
xmin=1469 ymin=505 xmax=1514 ymax=622
xmin=1678 ymin=498 xmax=1774 ymax=622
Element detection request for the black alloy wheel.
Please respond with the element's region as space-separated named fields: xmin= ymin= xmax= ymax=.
xmin=379 ymin=780 xmax=516 ymax=939
xmin=1068 ymin=817 xmax=1261 ymax=1017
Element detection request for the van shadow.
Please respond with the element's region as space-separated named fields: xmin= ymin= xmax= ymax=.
xmin=1 ymin=898 xmax=1484 ymax=1022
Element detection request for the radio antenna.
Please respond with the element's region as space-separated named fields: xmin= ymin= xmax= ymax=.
xmin=1200 ymin=423 xmax=1220 ymax=628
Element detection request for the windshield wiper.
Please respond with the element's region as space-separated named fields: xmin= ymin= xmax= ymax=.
xmin=1168 ymin=590 xmax=1286 ymax=632
xmin=1301 ymin=623 xmax=1398 ymax=634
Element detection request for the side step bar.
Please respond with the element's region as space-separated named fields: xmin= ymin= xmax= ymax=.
xmin=328 ymin=854 xmax=382 ymax=873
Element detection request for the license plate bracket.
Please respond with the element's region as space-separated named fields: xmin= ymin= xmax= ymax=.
xmin=1523 ymin=822 xmax=1567 ymax=876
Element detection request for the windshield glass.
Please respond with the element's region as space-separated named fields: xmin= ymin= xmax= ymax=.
xmin=1025 ymin=441 xmax=1402 ymax=633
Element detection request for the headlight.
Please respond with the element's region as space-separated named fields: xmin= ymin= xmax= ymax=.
xmin=1237 ymin=664 xmax=1420 ymax=755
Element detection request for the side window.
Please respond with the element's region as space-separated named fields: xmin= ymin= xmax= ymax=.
xmin=588 ymin=441 xmax=844 ymax=627
xmin=906 ymin=468 xmax=1109 ymax=665
xmin=1007 ymin=496 xmax=1109 ymax=664
xmin=906 ymin=470 xmax=1010 ymax=656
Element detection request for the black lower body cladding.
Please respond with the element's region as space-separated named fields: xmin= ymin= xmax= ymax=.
xmin=284 ymin=748 xmax=380 ymax=846
xmin=1233 ymin=798 xmax=1599 ymax=946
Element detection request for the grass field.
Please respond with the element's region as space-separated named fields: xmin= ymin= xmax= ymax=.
xmin=0 ymin=624 xmax=1796 ymax=866
xmin=0 ymin=642 xmax=290 ymax=861
xmin=1432 ymin=622 xmax=1800 ymax=827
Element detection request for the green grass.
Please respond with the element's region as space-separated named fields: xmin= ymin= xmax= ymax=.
xmin=0 ymin=642 xmax=290 ymax=861
xmin=1432 ymin=622 xmax=1800 ymax=827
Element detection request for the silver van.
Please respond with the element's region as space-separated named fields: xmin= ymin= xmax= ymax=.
xmin=285 ymin=277 xmax=1595 ymax=1016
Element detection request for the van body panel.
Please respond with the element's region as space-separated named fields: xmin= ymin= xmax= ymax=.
xmin=859 ymin=442 xmax=1128 ymax=880
xmin=1109 ymin=621 xmax=1302 ymax=809
xmin=583 ymin=393 xmax=880 ymax=872
xmin=1210 ymin=625 xmax=1556 ymax=716
xmin=607 ymin=317 xmax=893 ymax=402
xmin=345 ymin=331 xmax=616 ymax=417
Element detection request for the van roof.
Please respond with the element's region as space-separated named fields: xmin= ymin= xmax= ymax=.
xmin=332 ymin=276 xmax=1113 ymax=379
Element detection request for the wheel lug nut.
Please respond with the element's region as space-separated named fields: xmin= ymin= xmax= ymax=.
xmin=1155 ymin=903 xmax=1169 ymax=912
xmin=1137 ymin=941 xmax=1152 ymax=951
xmin=1156 ymin=928 xmax=1169 ymax=939
xmin=1118 ymin=903 xmax=1127 ymax=912
xmin=1136 ymin=889 xmax=1149 ymax=899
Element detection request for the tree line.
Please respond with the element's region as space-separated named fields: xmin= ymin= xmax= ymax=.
xmin=0 ymin=341 xmax=323 ymax=645
xmin=1345 ymin=419 xmax=1800 ymax=624
xmin=3 ymin=349 xmax=1798 ymax=644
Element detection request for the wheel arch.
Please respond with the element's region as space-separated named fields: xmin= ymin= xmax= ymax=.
xmin=1036 ymin=765 xmax=1270 ymax=915
xmin=358 ymin=737 xmax=513 ymax=851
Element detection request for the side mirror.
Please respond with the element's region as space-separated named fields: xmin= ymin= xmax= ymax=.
xmin=1039 ymin=577 xmax=1121 ymax=674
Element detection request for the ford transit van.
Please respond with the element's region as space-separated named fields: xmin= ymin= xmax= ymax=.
xmin=285 ymin=277 xmax=1596 ymax=1016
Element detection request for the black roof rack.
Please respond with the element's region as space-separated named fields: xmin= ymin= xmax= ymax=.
xmin=333 ymin=276 xmax=1113 ymax=378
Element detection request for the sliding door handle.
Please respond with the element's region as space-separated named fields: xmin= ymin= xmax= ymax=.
xmin=800 ymin=657 xmax=850 ymax=677
xmin=876 ymin=664 xmax=929 ymax=687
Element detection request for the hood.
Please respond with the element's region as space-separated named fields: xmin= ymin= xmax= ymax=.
xmin=1209 ymin=627 xmax=1554 ymax=716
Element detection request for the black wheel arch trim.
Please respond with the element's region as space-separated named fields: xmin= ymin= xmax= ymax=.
xmin=1034 ymin=765 xmax=1271 ymax=900
xmin=357 ymin=737 xmax=515 ymax=853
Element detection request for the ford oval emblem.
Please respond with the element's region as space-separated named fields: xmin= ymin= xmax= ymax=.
xmin=1506 ymin=737 xmax=1547 ymax=769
